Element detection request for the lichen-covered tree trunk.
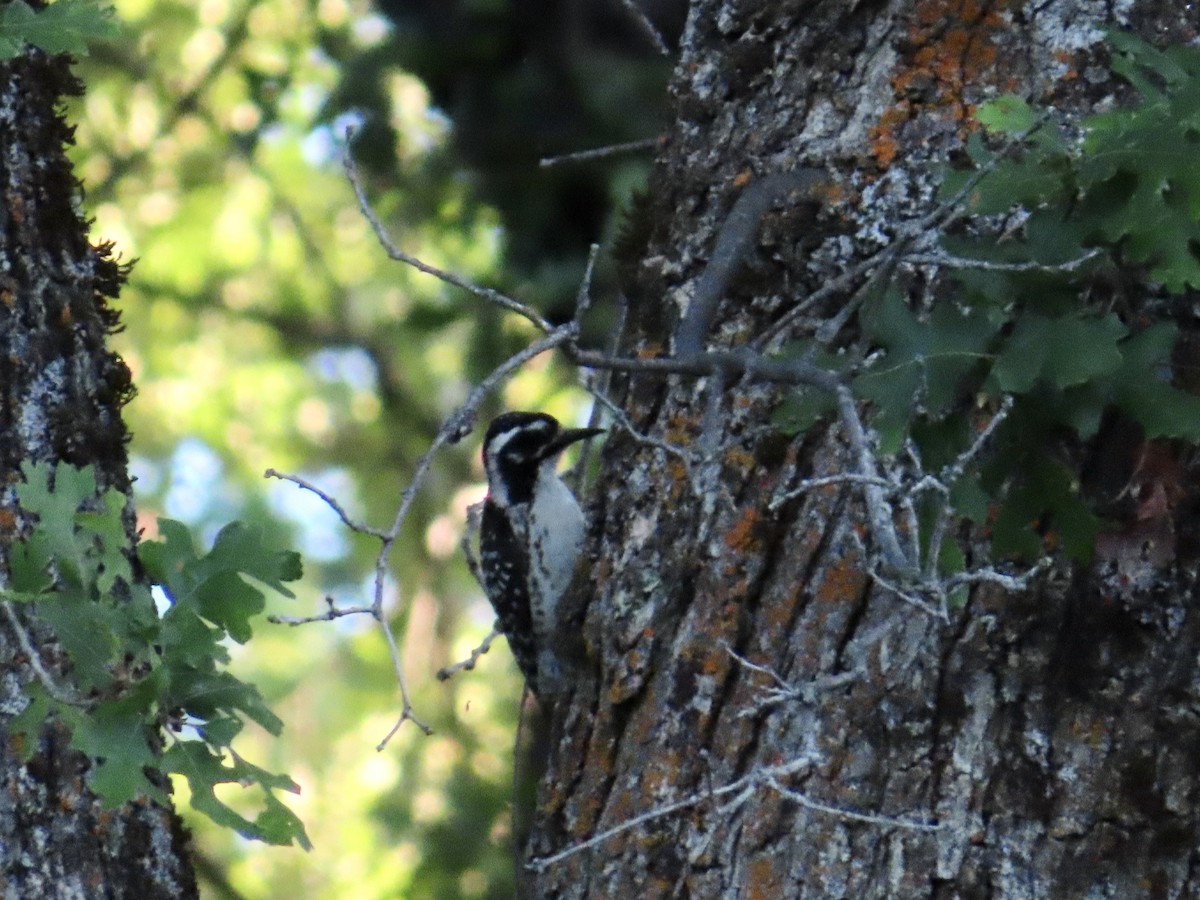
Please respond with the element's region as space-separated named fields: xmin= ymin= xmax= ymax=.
xmin=527 ymin=2 xmax=1200 ymax=896
xmin=0 ymin=50 xmax=198 ymax=896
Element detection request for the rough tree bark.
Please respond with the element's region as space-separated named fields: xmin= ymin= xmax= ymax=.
xmin=527 ymin=2 xmax=1200 ymax=897
xmin=0 ymin=49 xmax=198 ymax=896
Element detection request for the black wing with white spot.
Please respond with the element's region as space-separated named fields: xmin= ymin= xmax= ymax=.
xmin=480 ymin=498 xmax=540 ymax=692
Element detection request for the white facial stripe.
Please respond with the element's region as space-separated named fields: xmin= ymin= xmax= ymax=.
xmin=486 ymin=424 xmax=534 ymax=457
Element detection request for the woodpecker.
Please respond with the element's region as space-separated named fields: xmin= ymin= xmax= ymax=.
xmin=479 ymin=411 xmax=602 ymax=696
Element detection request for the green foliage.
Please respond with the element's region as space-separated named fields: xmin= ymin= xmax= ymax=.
xmin=5 ymin=462 xmax=309 ymax=850
xmin=0 ymin=0 xmax=116 ymax=59
xmin=857 ymin=287 xmax=998 ymax=453
xmin=777 ymin=33 xmax=1200 ymax=565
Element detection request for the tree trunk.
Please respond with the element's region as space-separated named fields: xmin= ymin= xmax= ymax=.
xmin=0 ymin=49 xmax=198 ymax=897
xmin=527 ymin=2 xmax=1200 ymax=896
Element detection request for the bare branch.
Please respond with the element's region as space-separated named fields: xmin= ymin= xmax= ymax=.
xmin=905 ymin=248 xmax=1102 ymax=273
xmin=614 ymin=0 xmax=671 ymax=55
xmin=436 ymin=626 xmax=502 ymax=682
xmin=769 ymin=472 xmax=896 ymax=510
xmin=945 ymin=560 xmax=1049 ymax=594
xmin=267 ymin=595 xmax=374 ymax=626
xmin=755 ymin=114 xmax=1053 ymax=352
xmin=526 ymin=752 xmax=937 ymax=873
xmin=539 ymin=138 xmax=660 ymax=168
xmin=765 ymin=778 xmax=941 ymax=832
xmin=569 ymin=345 xmax=843 ymax=392
xmin=375 ymin=609 xmax=433 ymax=744
xmin=574 ymin=242 xmax=602 ymax=324
xmin=835 ymin=385 xmax=914 ymax=576
xmin=344 ymin=130 xmax=554 ymax=334
xmin=868 ymin=570 xmax=949 ymax=622
xmin=939 ymin=395 xmax=1013 ymax=486
xmin=526 ymin=758 xmax=808 ymax=872
xmin=675 ymin=170 xmax=829 ymax=356
xmin=264 ymin=468 xmax=387 ymax=539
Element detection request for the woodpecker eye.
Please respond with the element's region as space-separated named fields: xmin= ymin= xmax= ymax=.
xmin=485 ymin=415 xmax=556 ymax=465
xmin=498 ymin=430 xmax=553 ymax=463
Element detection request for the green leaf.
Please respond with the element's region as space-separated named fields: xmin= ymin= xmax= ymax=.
xmin=139 ymin=518 xmax=198 ymax=595
xmin=168 ymin=668 xmax=283 ymax=736
xmin=856 ymin=288 xmax=998 ymax=451
xmin=193 ymin=569 xmax=265 ymax=644
xmin=0 ymin=0 xmax=118 ymax=60
xmin=976 ymin=95 xmax=1038 ymax=135
xmin=35 ymin=595 xmax=119 ymax=691
xmin=772 ymin=388 xmax=836 ymax=435
xmin=1112 ymin=324 xmax=1200 ymax=439
xmin=15 ymin=461 xmax=97 ymax=588
xmin=63 ymin=701 xmax=160 ymax=807
xmin=990 ymin=457 xmax=1099 ymax=561
xmin=144 ymin=519 xmax=301 ymax=645
xmin=205 ymin=521 xmax=303 ymax=598
xmin=164 ymin=742 xmax=310 ymax=850
xmin=76 ymin=488 xmax=133 ymax=593
xmin=990 ymin=314 xmax=1126 ymax=393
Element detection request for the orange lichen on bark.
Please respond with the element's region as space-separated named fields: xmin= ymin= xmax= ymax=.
xmin=815 ymin=552 xmax=867 ymax=604
xmin=724 ymin=446 xmax=756 ymax=475
xmin=1054 ymin=48 xmax=1079 ymax=80
xmin=745 ymin=854 xmax=786 ymax=900
xmin=871 ymin=0 xmax=1017 ymax=166
xmin=724 ymin=506 xmax=763 ymax=554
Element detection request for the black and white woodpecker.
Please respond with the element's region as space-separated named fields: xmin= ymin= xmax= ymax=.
xmin=479 ymin=411 xmax=603 ymax=697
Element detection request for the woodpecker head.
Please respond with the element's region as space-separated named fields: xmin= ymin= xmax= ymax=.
xmin=482 ymin=411 xmax=603 ymax=508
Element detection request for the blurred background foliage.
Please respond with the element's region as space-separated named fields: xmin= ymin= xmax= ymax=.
xmin=67 ymin=0 xmax=682 ymax=895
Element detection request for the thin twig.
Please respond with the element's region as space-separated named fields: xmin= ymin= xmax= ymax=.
xmin=676 ymin=170 xmax=828 ymax=356
xmin=539 ymin=138 xmax=660 ymax=168
xmin=569 ymin=345 xmax=842 ymax=391
xmin=526 ymin=752 xmax=937 ymax=872
xmin=526 ymin=758 xmax=807 ymax=872
xmin=766 ymin=778 xmax=941 ymax=832
xmin=615 ymin=0 xmax=670 ymax=55
xmin=769 ymin=473 xmax=896 ymax=510
xmin=755 ymin=115 xmax=1053 ymax=352
xmin=905 ymin=248 xmax=1102 ymax=273
xmin=835 ymin=385 xmax=913 ymax=575
xmin=945 ymin=561 xmax=1048 ymax=594
xmin=1 ymin=600 xmax=91 ymax=708
xmin=574 ymin=243 xmax=602 ymax=324
xmin=939 ymin=396 xmax=1013 ymax=487
xmin=344 ymin=130 xmax=554 ymax=335
xmin=267 ymin=596 xmax=374 ymax=626
xmin=587 ymin=390 xmax=695 ymax=475
xmin=375 ymin=604 xmax=432 ymax=744
xmin=264 ymin=469 xmax=387 ymax=539
xmin=868 ymin=571 xmax=948 ymax=622
xmin=436 ymin=626 xmax=502 ymax=682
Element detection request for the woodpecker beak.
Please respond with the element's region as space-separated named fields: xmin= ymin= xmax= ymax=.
xmin=542 ymin=425 xmax=604 ymax=459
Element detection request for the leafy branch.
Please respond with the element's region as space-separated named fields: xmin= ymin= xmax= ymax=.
xmin=3 ymin=461 xmax=309 ymax=849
